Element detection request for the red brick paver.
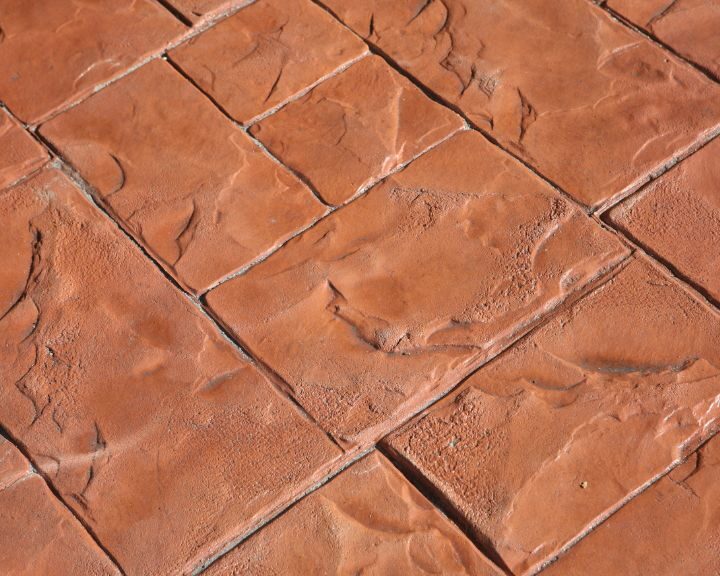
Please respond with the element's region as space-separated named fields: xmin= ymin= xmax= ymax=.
xmin=1 ymin=1 xmax=719 ymax=574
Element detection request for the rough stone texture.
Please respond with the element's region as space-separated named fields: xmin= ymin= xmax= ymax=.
xmin=207 ymin=131 xmax=628 ymax=446
xmin=170 ymin=0 xmax=368 ymax=124
xmin=607 ymin=136 xmax=720 ymax=304
xmin=607 ymin=0 xmax=720 ymax=78
xmin=250 ymin=55 xmax=464 ymax=205
xmin=0 ymin=109 xmax=47 ymax=190
xmin=0 ymin=169 xmax=340 ymax=575
xmin=384 ymin=257 xmax=720 ymax=575
xmin=40 ymin=60 xmax=325 ymax=294
xmin=166 ymin=0 xmax=248 ymax=23
xmin=543 ymin=435 xmax=720 ymax=576
xmin=204 ymin=452 xmax=503 ymax=576
xmin=0 ymin=439 xmax=119 ymax=576
xmin=320 ymin=0 xmax=720 ymax=208
xmin=0 ymin=0 xmax=184 ymax=124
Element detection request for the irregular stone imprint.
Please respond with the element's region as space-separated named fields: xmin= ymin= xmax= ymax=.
xmin=207 ymin=131 xmax=628 ymax=446
xmin=607 ymin=0 xmax=720 ymax=78
xmin=384 ymin=257 xmax=720 ymax=575
xmin=204 ymin=452 xmax=503 ymax=576
xmin=320 ymin=0 xmax=720 ymax=208
xmin=170 ymin=0 xmax=368 ymax=124
xmin=0 ymin=109 xmax=47 ymax=190
xmin=0 ymin=438 xmax=119 ymax=575
xmin=0 ymin=0 xmax=184 ymax=124
xmin=543 ymin=435 xmax=720 ymax=576
xmin=166 ymin=0 xmax=247 ymax=23
xmin=607 ymin=136 xmax=720 ymax=304
xmin=0 ymin=169 xmax=340 ymax=575
xmin=250 ymin=55 xmax=465 ymax=205
xmin=41 ymin=60 xmax=324 ymax=294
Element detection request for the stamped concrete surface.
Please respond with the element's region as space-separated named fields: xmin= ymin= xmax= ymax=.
xmin=0 ymin=1 xmax=719 ymax=574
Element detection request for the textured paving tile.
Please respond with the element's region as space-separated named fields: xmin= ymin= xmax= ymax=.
xmin=384 ymin=257 xmax=720 ymax=575
xmin=165 ymin=0 xmax=248 ymax=23
xmin=0 ymin=109 xmax=47 ymax=190
xmin=249 ymin=55 xmax=464 ymax=205
xmin=607 ymin=136 xmax=720 ymax=304
xmin=0 ymin=438 xmax=119 ymax=575
xmin=170 ymin=0 xmax=368 ymax=124
xmin=207 ymin=131 xmax=628 ymax=446
xmin=204 ymin=451 xmax=503 ymax=576
xmin=0 ymin=169 xmax=340 ymax=575
xmin=542 ymin=435 xmax=720 ymax=576
xmin=320 ymin=0 xmax=720 ymax=208
xmin=606 ymin=0 xmax=720 ymax=77
xmin=0 ymin=0 xmax=184 ymax=124
xmin=40 ymin=60 xmax=325 ymax=294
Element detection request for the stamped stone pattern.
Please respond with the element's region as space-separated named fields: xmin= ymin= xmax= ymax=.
xmin=41 ymin=60 xmax=325 ymax=294
xmin=0 ymin=108 xmax=47 ymax=190
xmin=204 ymin=452 xmax=503 ymax=576
xmin=320 ymin=0 xmax=720 ymax=208
xmin=250 ymin=55 xmax=465 ymax=205
xmin=166 ymin=0 xmax=248 ymax=23
xmin=0 ymin=0 xmax=184 ymax=124
xmin=543 ymin=435 xmax=720 ymax=576
xmin=607 ymin=0 xmax=720 ymax=77
xmin=170 ymin=0 xmax=368 ymax=124
xmin=607 ymin=136 xmax=720 ymax=304
xmin=0 ymin=438 xmax=120 ymax=575
xmin=385 ymin=257 xmax=720 ymax=574
xmin=0 ymin=169 xmax=340 ymax=575
xmin=207 ymin=131 xmax=628 ymax=446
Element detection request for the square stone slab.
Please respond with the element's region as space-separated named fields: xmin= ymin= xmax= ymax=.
xmin=384 ymin=256 xmax=720 ymax=575
xmin=206 ymin=131 xmax=628 ymax=447
xmin=0 ymin=169 xmax=340 ymax=575
xmin=607 ymin=135 xmax=720 ymax=305
xmin=204 ymin=452 xmax=504 ymax=575
xmin=607 ymin=0 xmax=720 ymax=78
xmin=0 ymin=109 xmax=47 ymax=191
xmin=0 ymin=0 xmax=184 ymax=124
xmin=40 ymin=60 xmax=325 ymax=294
xmin=170 ymin=0 xmax=368 ymax=124
xmin=249 ymin=55 xmax=465 ymax=205
xmin=543 ymin=435 xmax=720 ymax=576
xmin=0 ymin=438 xmax=120 ymax=575
xmin=321 ymin=0 xmax=720 ymax=208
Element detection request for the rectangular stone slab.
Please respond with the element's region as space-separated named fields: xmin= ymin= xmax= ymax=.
xmin=40 ymin=60 xmax=325 ymax=294
xmin=0 ymin=169 xmax=341 ymax=575
xmin=0 ymin=0 xmax=184 ymax=123
xmin=542 ymin=434 xmax=720 ymax=576
xmin=0 ymin=109 xmax=47 ymax=190
xmin=206 ymin=130 xmax=629 ymax=447
xmin=384 ymin=256 xmax=720 ymax=575
xmin=169 ymin=0 xmax=368 ymax=124
xmin=320 ymin=0 xmax=720 ymax=208
xmin=204 ymin=452 xmax=504 ymax=576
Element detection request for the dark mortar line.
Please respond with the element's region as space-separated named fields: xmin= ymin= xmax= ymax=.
xmin=596 ymin=1 xmax=720 ymax=85
xmin=154 ymin=0 xmax=194 ymax=27
xmin=0 ymin=424 xmax=127 ymax=575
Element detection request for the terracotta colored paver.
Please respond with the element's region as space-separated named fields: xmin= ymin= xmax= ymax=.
xmin=165 ymin=0 xmax=248 ymax=23
xmin=0 ymin=438 xmax=119 ymax=575
xmin=0 ymin=169 xmax=340 ymax=575
xmin=40 ymin=60 xmax=325 ymax=294
xmin=0 ymin=108 xmax=47 ymax=190
xmin=249 ymin=55 xmax=465 ymax=205
xmin=0 ymin=0 xmax=184 ymax=124
xmin=320 ymin=0 xmax=720 ymax=208
xmin=607 ymin=136 xmax=720 ymax=304
xmin=204 ymin=452 xmax=503 ymax=576
xmin=543 ymin=435 xmax=720 ymax=576
xmin=606 ymin=0 xmax=720 ymax=78
xmin=207 ymin=131 xmax=628 ymax=446
xmin=170 ymin=0 xmax=368 ymax=124
xmin=384 ymin=256 xmax=720 ymax=575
